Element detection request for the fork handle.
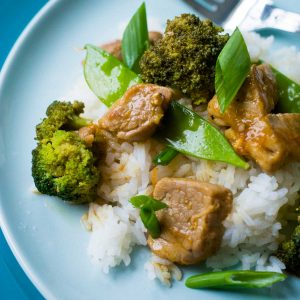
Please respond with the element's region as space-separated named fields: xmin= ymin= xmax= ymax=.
xmin=242 ymin=4 xmax=300 ymax=33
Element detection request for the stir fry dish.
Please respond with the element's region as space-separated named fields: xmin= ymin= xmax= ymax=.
xmin=32 ymin=3 xmax=300 ymax=290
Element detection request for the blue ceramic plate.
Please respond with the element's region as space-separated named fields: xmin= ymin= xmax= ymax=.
xmin=0 ymin=0 xmax=299 ymax=299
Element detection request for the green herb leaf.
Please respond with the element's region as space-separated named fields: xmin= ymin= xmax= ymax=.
xmin=122 ymin=2 xmax=149 ymax=72
xmin=130 ymin=195 xmax=167 ymax=211
xmin=161 ymin=101 xmax=249 ymax=169
xmin=84 ymin=44 xmax=141 ymax=107
xmin=140 ymin=208 xmax=161 ymax=238
xmin=153 ymin=147 xmax=178 ymax=166
xmin=185 ymin=270 xmax=286 ymax=289
xmin=271 ymin=67 xmax=300 ymax=113
xmin=215 ymin=28 xmax=251 ymax=113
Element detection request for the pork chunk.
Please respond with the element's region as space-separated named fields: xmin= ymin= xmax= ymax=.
xmin=209 ymin=64 xmax=277 ymax=127
xmin=148 ymin=178 xmax=232 ymax=265
xmin=101 ymin=31 xmax=163 ymax=61
xmin=207 ymin=64 xmax=297 ymax=172
xmin=267 ymin=113 xmax=300 ymax=161
xmin=100 ymin=40 xmax=123 ymax=61
xmin=98 ymin=84 xmax=175 ymax=142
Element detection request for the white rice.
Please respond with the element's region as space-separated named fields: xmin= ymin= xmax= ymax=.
xmin=243 ymin=31 xmax=300 ymax=84
xmin=81 ymin=141 xmax=153 ymax=273
xmin=81 ymin=203 xmax=146 ymax=273
xmin=144 ymin=254 xmax=182 ymax=287
xmin=150 ymin=154 xmax=300 ymax=273
xmin=206 ymin=167 xmax=300 ymax=272
xmin=71 ymin=31 xmax=300 ymax=282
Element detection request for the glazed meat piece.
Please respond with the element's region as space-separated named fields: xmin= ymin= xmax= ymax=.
xmin=100 ymin=40 xmax=123 ymax=60
xmin=78 ymin=124 xmax=99 ymax=147
xmin=99 ymin=84 xmax=175 ymax=142
xmin=101 ymin=31 xmax=163 ymax=61
xmin=148 ymin=31 xmax=164 ymax=43
xmin=209 ymin=64 xmax=277 ymax=127
xmin=148 ymin=178 xmax=232 ymax=265
xmin=208 ymin=64 xmax=294 ymax=172
xmin=267 ymin=113 xmax=300 ymax=161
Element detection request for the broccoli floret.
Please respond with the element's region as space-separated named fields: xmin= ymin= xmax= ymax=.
xmin=32 ymin=130 xmax=100 ymax=204
xmin=139 ymin=14 xmax=229 ymax=103
xmin=276 ymin=223 xmax=300 ymax=276
xmin=36 ymin=101 xmax=91 ymax=141
xmin=293 ymin=222 xmax=300 ymax=245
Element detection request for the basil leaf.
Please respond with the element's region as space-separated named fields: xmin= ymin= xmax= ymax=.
xmin=215 ymin=28 xmax=251 ymax=113
xmin=153 ymin=147 xmax=178 ymax=166
xmin=140 ymin=208 xmax=161 ymax=238
xmin=185 ymin=270 xmax=286 ymax=289
xmin=161 ymin=101 xmax=249 ymax=169
xmin=84 ymin=44 xmax=141 ymax=106
xmin=130 ymin=195 xmax=167 ymax=211
xmin=122 ymin=2 xmax=149 ymax=72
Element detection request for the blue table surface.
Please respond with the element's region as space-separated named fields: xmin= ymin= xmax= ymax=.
xmin=0 ymin=1 xmax=46 ymax=299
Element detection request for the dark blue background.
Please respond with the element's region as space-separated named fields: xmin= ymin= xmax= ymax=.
xmin=0 ymin=1 xmax=46 ymax=298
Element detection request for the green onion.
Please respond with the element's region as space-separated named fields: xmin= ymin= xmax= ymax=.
xmin=122 ymin=2 xmax=149 ymax=73
xmin=130 ymin=195 xmax=152 ymax=208
xmin=215 ymin=28 xmax=251 ymax=113
xmin=130 ymin=195 xmax=167 ymax=238
xmin=84 ymin=44 xmax=141 ymax=106
xmin=140 ymin=208 xmax=161 ymax=238
xmin=160 ymin=101 xmax=249 ymax=169
xmin=153 ymin=147 xmax=178 ymax=166
xmin=185 ymin=270 xmax=287 ymax=289
xmin=130 ymin=195 xmax=167 ymax=211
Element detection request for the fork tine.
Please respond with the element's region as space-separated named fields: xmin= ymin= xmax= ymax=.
xmin=197 ymin=0 xmax=218 ymax=12
xmin=205 ymin=0 xmax=222 ymax=5
xmin=211 ymin=0 xmax=226 ymax=4
xmin=183 ymin=0 xmax=240 ymax=25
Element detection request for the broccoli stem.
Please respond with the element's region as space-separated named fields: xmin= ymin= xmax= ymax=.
xmin=67 ymin=115 xmax=92 ymax=130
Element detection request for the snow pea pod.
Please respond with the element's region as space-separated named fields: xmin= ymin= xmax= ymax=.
xmin=84 ymin=44 xmax=141 ymax=107
xmin=272 ymin=67 xmax=300 ymax=113
xmin=160 ymin=101 xmax=249 ymax=169
xmin=185 ymin=270 xmax=286 ymax=289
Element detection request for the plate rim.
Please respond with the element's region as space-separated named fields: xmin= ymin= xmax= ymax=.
xmin=0 ymin=1 xmax=62 ymax=298
xmin=1 ymin=1 xmax=300 ymax=299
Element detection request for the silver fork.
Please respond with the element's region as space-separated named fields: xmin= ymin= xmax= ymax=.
xmin=183 ymin=0 xmax=300 ymax=33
